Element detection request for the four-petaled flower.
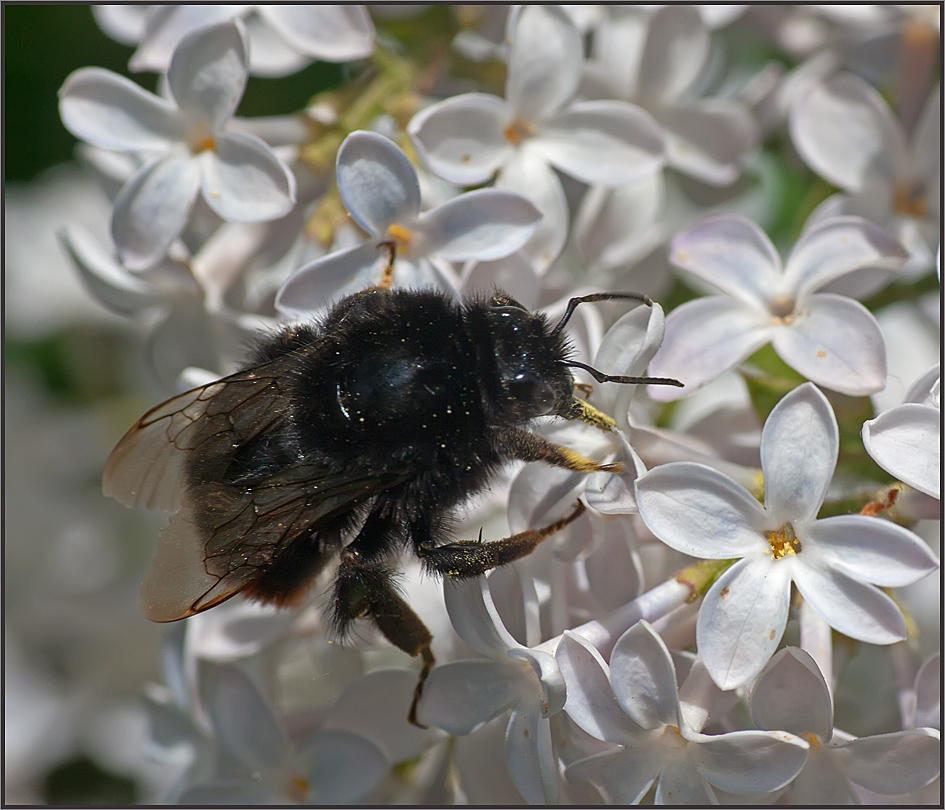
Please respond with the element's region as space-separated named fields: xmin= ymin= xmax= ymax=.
xmin=558 ymin=621 xmax=810 ymax=804
xmin=635 ymin=383 xmax=938 ymax=690
xmin=59 ymin=21 xmax=296 ymax=271
xmin=276 ymin=130 xmax=541 ymax=315
xmin=648 ymin=214 xmax=908 ymax=399
xmin=751 ymin=647 xmax=940 ymax=803
xmin=408 ymin=4 xmax=665 ymax=271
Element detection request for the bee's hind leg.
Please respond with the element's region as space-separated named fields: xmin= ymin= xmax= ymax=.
xmin=332 ymin=510 xmax=435 ymax=727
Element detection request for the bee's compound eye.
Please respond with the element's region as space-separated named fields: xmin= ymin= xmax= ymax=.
xmin=509 ymin=371 xmax=556 ymax=415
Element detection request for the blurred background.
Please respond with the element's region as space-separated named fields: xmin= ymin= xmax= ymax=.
xmin=4 ymin=6 xmax=343 ymax=802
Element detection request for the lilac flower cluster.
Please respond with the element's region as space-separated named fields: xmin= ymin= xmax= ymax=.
xmin=39 ymin=5 xmax=939 ymax=805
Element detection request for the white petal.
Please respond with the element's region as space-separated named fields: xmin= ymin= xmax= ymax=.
xmin=584 ymin=431 xmax=646 ymax=514
xmin=646 ymin=296 xmax=771 ymax=401
xmin=804 ymin=515 xmax=939 ymax=587
xmin=167 ymin=21 xmax=248 ymax=128
xmin=416 ymin=660 xmax=518 ymax=734
xmin=574 ymin=173 xmax=664 ymax=273
xmin=914 ymin=652 xmax=940 ymax=730
xmin=408 ymin=93 xmax=513 ymax=185
xmin=635 ymin=462 xmax=770 ymax=559
xmin=239 ymin=13 xmax=313 ymax=77
xmin=336 ymin=131 xmax=420 ymax=235
xmin=58 ymin=225 xmax=165 ymax=314
xmin=536 ymin=100 xmax=665 ymax=185
xmin=790 ymin=72 xmax=908 ymax=193
xmin=636 ymin=5 xmax=709 ymax=104
xmin=129 ymin=6 xmax=238 ymax=73
xmin=750 ymin=647 xmax=833 ymax=739
xmin=669 ymin=214 xmax=782 ymax=306
xmin=655 ymin=760 xmax=717 ymax=805
xmin=298 ymin=729 xmax=388 ymax=804
xmin=760 ymin=383 xmax=837 ymax=526
xmin=784 ymin=216 xmax=909 ymax=296
xmin=694 ymin=728 xmax=809 ymax=794
xmin=591 ymin=301 xmax=667 ymax=418
xmin=836 ymin=728 xmax=941 ymax=794
xmin=92 ymin=5 xmax=148 ymax=45
xmin=205 ymin=663 xmax=289 ymax=769
xmin=259 ymin=5 xmax=375 ymax=62
xmin=610 ymin=621 xmax=680 ymax=730
xmin=697 ymin=557 xmax=793 ymax=690
xmin=461 ymin=252 xmax=542 ymax=309
xmin=323 ymin=670 xmax=442 ymax=763
xmin=111 ymin=153 xmax=201 ymax=270
xmin=59 ymin=68 xmax=181 ymax=151
xmin=772 ymin=293 xmax=887 ymax=395
xmin=567 ymin=748 xmax=661 ymax=805
xmin=506 ymin=5 xmax=582 ymax=122
xmin=275 ymin=241 xmax=385 ymax=316
xmin=416 ymin=189 xmax=540 ymax=261
xmin=657 ymin=101 xmax=757 ymax=186
xmin=444 ymin=576 xmax=520 ymax=658
xmin=789 ymin=752 xmax=858 ymax=804
xmin=904 ymin=363 xmax=940 ymax=406
xmin=505 ymin=703 xmax=559 ymax=804
xmin=862 ymin=404 xmax=940 ymax=498
xmin=556 ymin=632 xmax=638 ymax=744
xmin=792 ymin=563 xmax=907 ymax=644
xmin=911 ymin=90 xmax=941 ymax=189
xmin=496 ymin=149 xmax=568 ymax=272
xmin=200 ymin=131 xmax=295 ymax=221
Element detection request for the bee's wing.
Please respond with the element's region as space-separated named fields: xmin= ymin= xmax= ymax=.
xmin=139 ymin=465 xmax=406 ymax=622
xmin=103 ymin=371 xmax=280 ymax=511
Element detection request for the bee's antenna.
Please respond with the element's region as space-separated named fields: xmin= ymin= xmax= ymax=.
xmin=551 ymin=292 xmax=653 ymax=338
xmin=564 ymin=360 xmax=684 ymax=388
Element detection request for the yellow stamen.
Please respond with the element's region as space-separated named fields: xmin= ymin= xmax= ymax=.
xmin=193 ymin=134 xmax=217 ymax=153
xmin=386 ymin=223 xmax=412 ymax=248
xmin=767 ymin=523 xmax=802 ymax=560
xmin=504 ymin=117 xmax=536 ymax=144
xmin=893 ymin=182 xmax=928 ymax=218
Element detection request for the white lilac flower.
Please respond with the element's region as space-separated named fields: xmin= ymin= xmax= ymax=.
xmin=635 ymin=383 xmax=939 ymax=690
xmin=94 ymin=5 xmax=375 ymax=76
xmin=790 ymin=72 xmax=940 ymax=275
xmin=59 ymin=21 xmax=296 ymax=271
xmin=408 ymin=4 xmax=665 ymax=272
xmin=558 ymin=621 xmax=809 ymax=804
xmin=275 ymin=130 xmax=541 ymax=315
xmin=177 ymin=662 xmax=389 ymax=804
xmin=751 ymin=647 xmax=941 ymax=803
xmin=584 ymin=5 xmax=757 ymax=186
xmin=416 ymin=572 xmax=565 ymax=804
xmin=58 ymin=224 xmax=272 ymax=388
xmin=862 ymin=363 xmax=941 ymax=499
xmin=573 ymin=6 xmax=761 ymax=279
xmin=648 ymin=214 xmax=909 ymax=400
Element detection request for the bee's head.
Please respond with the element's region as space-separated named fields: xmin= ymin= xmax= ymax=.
xmin=480 ymin=293 xmax=575 ymax=423
xmin=477 ymin=290 xmax=682 ymax=426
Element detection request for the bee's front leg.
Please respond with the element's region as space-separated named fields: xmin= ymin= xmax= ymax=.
xmin=494 ymin=427 xmax=625 ymax=474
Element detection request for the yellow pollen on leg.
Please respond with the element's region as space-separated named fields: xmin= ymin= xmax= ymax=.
xmin=767 ymin=523 xmax=802 ymax=560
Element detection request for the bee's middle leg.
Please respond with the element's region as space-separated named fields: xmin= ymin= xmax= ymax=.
xmin=416 ymin=500 xmax=586 ymax=579
xmin=332 ymin=510 xmax=435 ymax=727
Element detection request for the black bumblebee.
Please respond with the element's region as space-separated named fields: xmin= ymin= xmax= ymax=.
xmin=104 ymin=285 xmax=681 ymax=724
